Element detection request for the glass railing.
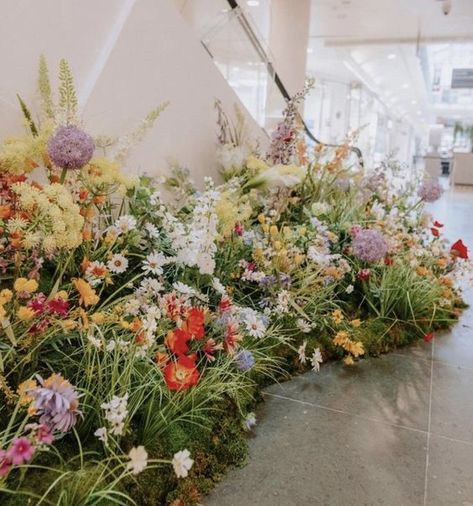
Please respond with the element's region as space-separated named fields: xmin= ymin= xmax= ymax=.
xmin=176 ymin=0 xmax=364 ymax=166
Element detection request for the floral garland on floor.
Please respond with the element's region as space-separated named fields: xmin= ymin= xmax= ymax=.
xmin=0 ymin=61 xmax=470 ymax=505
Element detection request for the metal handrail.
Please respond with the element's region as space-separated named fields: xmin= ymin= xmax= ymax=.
xmin=225 ymin=0 xmax=364 ymax=167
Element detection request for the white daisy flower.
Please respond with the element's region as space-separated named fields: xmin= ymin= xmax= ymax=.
xmin=296 ymin=319 xmax=312 ymax=333
xmin=107 ymin=254 xmax=129 ymax=274
xmin=142 ymin=251 xmax=167 ymax=275
xmin=115 ymin=215 xmax=137 ymax=234
xmin=298 ymin=341 xmax=308 ymax=364
xmin=244 ymin=312 xmax=267 ymax=338
xmin=94 ymin=427 xmax=107 ymax=443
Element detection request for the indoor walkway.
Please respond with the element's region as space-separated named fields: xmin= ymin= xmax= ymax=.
xmin=207 ymin=182 xmax=473 ymax=506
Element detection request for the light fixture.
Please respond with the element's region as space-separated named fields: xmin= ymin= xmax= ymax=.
xmin=247 ymin=0 xmax=260 ymax=6
xmin=387 ymin=53 xmax=396 ymax=60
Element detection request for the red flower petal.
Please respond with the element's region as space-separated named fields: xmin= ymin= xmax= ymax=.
xmin=431 ymin=228 xmax=440 ymax=238
xmin=424 ymin=332 xmax=434 ymax=343
xmin=433 ymin=221 xmax=444 ymax=228
xmin=451 ymin=239 xmax=469 ymax=260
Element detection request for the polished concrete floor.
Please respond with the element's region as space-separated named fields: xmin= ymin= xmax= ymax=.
xmin=206 ymin=182 xmax=473 ymax=506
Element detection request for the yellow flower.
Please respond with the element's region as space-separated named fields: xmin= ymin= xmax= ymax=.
xmin=0 ymin=305 xmax=6 ymax=320
xmin=246 ymin=155 xmax=268 ymax=172
xmin=343 ymin=356 xmax=354 ymax=365
xmin=346 ymin=340 xmax=365 ymax=357
xmin=0 ymin=289 xmax=13 ymax=303
xmin=257 ymin=213 xmax=266 ymax=224
xmin=73 ymin=278 xmax=100 ymax=306
xmin=332 ymin=309 xmax=344 ymax=324
xmin=416 ymin=266 xmax=429 ymax=277
xmin=17 ymin=378 xmax=37 ymax=406
xmin=333 ymin=330 xmax=349 ymax=346
xmin=56 ymin=290 xmax=68 ymax=301
xmin=61 ymin=319 xmax=77 ymax=330
xmin=269 ymin=225 xmax=279 ymax=237
xmin=14 ymin=278 xmax=38 ymax=294
xmin=351 ymin=319 xmax=362 ymax=328
xmin=91 ymin=312 xmax=105 ymax=324
xmin=17 ymin=306 xmax=36 ymax=321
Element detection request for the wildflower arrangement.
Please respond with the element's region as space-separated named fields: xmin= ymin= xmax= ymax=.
xmin=0 ymin=64 xmax=470 ymax=505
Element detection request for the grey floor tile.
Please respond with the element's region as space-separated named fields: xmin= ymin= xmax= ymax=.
xmin=434 ymin=321 xmax=473 ymax=370
xmin=206 ymin=397 xmax=427 ymax=506
xmin=426 ymin=435 xmax=473 ymax=506
xmin=265 ymin=354 xmax=431 ymax=430
xmin=431 ymin=363 xmax=473 ymax=443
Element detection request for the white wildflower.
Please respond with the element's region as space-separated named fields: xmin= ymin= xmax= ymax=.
xmin=172 ymin=449 xmax=194 ymax=479
xmin=310 ymin=348 xmax=323 ymax=373
xmin=107 ymin=254 xmax=129 ymax=274
xmin=127 ymin=446 xmax=148 ymax=475
xmin=94 ymin=427 xmax=107 ymax=443
xmin=298 ymin=341 xmax=308 ymax=364
xmin=142 ymin=251 xmax=167 ymax=275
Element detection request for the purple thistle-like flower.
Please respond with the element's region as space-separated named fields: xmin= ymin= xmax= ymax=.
xmin=418 ymin=178 xmax=443 ymax=203
xmin=235 ymin=350 xmax=255 ymax=371
xmin=352 ymin=228 xmax=389 ymax=263
xmin=28 ymin=374 xmax=81 ymax=433
xmin=48 ymin=125 xmax=95 ymax=170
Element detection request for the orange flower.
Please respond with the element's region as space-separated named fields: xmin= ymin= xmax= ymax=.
xmin=165 ymin=328 xmax=191 ymax=356
xmin=154 ymin=352 xmax=169 ymax=368
xmin=163 ymin=355 xmax=200 ymax=391
xmin=0 ymin=205 xmax=12 ymax=220
xmin=73 ymin=278 xmax=99 ymax=306
xmin=182 ymin=307 xmax=205 ymax=340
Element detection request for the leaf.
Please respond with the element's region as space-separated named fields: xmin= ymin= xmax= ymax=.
xmin=16 ymin=94 xmax=38 ymax=136
xmin=58 ymin=58 xmax=78 ymax=123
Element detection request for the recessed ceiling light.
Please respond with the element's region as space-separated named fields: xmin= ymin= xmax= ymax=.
xmin=247 ymin=0 xmax=260 ymax=6
xmin=387 ymin=53 xmax=397 ymax=60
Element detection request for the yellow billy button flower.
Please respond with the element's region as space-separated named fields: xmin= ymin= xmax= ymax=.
xmin=273 ymin=241 xmax=282 ymax=251
xmin=91 ymin=312 xmax=106 ymax=324
xmin=257 ymin=213 xmax=266 ymax=224
xmin=17 ymin=306 xmax=36 ymax=321
xmin=294 ymin=253 xmax=305 ymax=265
xmin=261 ymin=224 xmax=269 ymax=234
xmin=14 ymin=278 xmax=38 ymax=294
xmin=0 ymin=289 xmax=13 ymax=303
xmin=269 ymin=225 xmax=279 ymax=237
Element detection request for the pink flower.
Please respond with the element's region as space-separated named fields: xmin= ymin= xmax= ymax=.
xmin=350 ymin=225 xmax=362 ymax=237
xmin=47 ymin=297 xmax=69 ymax=317
xmin=25 ymin=423 xmax=55 ymax=445
xmin=0 ymin=449 xmax=11 ymax=476
xmin=234 ymin=223 xmax=244 ymax=236
xmin=6 ymin=437 xmax=35 ymax=465
xmin=357 ymin=268 xmax=371 ymax=281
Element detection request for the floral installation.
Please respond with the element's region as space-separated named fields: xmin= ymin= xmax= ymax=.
xmin=0 ymin=64 xmax=470 ymax=505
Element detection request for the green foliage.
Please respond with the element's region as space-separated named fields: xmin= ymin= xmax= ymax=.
xmin=38 ymin=54 xmax=55 ymax=119
xmin=16 ymin=94 xmax=38 ymax=137
xmin=58 ymin=58 xmax=78 ymax=123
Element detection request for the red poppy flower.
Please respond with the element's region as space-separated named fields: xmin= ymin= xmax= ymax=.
xmin=431 ymin=228 xmax=440 ymax=238
xmin=357 ymin=268 xmax=370 ymax=281
xmin=433 ymin=221 xmax=444 ymax=228
xmin=451 ymin=239 xmax=469 ymax=260
xmin=384 ymin=257 xmax=394 ymax=266
xmin=424 ymin=332 xmax=434 ymax=343
xmin=165 ymin=328 xmax=191 ymax=356
xmin=182 ymin=307 xmax=205 ymax=339
xmin=163 ymin=355 xmax=200 ymax=391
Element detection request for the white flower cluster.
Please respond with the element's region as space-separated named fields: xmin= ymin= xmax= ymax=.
xmin=154 ymin=181 xmax=220 ymax=275
xmin=97 ymin=393 xmax=129 ymax=439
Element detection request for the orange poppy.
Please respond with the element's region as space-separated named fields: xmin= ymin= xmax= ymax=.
xmin=182 ymin=307 xmax=205 ymax=339
xmin=165 ymin=328 xmax=191 ymax=356
xmin=163 ymin=355 xmax=200 ymax=391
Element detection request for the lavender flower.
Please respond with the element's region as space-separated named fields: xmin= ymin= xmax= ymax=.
xmin=418 ymin=178 xmax=443 ymax=202
xmin=352 ymin=228 xmax=388 ymax=263
xmin=28 ymin=374 xmax=81 ymax=432
xmin=235 ymin=350 xmax=255 ymax=371
xmin=48 ymin=126 xmax=95 ymax=170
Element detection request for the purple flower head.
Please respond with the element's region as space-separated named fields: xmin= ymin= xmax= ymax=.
xmin=28 ymin=374 xmax=81 ymax=432
xmin=418 ymin=178 xmax=443 ymax=203
xmin=235 ymin=350 xmax=255 ymax=371
xmin=352 ymin=228 xmax=389 ymax=263
xmin=48 ymin=125 xmax=95 ymax=170
xmin=6 ymin=437 xmax=35 ymax=465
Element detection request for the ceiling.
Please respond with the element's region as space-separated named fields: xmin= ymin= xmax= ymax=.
xmin=306 ymin=0 xmax=473 ymax=128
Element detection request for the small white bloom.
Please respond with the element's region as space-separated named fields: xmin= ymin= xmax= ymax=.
xmin=244 ymin=412 xmax=257 ymax=431
xmin=142 ymin=251 xmax=167 ymax=275
xmin=296 ymin=319 xmax=312 ymax=334
xmin=173 ymin=282 xmax=197 ymax=296
xmin=298 ymin=341 xmax=308 ymax=364
xmin=87 ymin=334 xmax=102 ymax=349
xmin=172 ymin=449 xmax=194 ymax=478
xmin=127 ymin=446 xmax=148 ymax=475
xmin=345 ymin=284 xmax=354 ymax=294
xmin=145 ymin=222 xmax=160 ymax=238
xmin=115 ymin=215 xmax=137 ymax=234
xmin=94 ymin=427 xmax=107 ymax=442
xmin=107 ymin=254 xmax=129 ymax=274
xmin=244 ymin=312 xmax=267 ymax=338
xmin=310 ymin=348 xmax=323 ymax=373
xmin=212 ymin=277 xmax=226 ymax=295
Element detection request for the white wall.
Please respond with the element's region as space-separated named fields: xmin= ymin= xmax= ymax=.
xmin=0 ymin=0 xmax=268 ymax=183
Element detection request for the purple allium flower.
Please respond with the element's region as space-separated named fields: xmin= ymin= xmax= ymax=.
xmin=6 ymin=437 xmax=35 ymax=465
xmin=418 ymin=178 xmax=443 ymax=202
xmin=352 ymin=229 xmax=389 ymax=263
xmin=48 ymin=125 xmax=95 ymax=170
xmin=235 ymin=350 xmax=255 ymax=371
xmin=28 ymin=374 xmax=81 ymax=432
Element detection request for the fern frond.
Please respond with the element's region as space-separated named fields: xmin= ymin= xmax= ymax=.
xmin=17 ymin=94 xmax=38 ymax=136
xmin=58 ymin=58 xmax=78 ymax=123
xmin=38 ymin=54 xmax=54 ymax=119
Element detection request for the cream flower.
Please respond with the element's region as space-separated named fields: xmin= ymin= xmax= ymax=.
xmin=127 ymin=446 xmax=148 ymax=475
xmin=172 ymin=449 xmax=194 ymax=479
